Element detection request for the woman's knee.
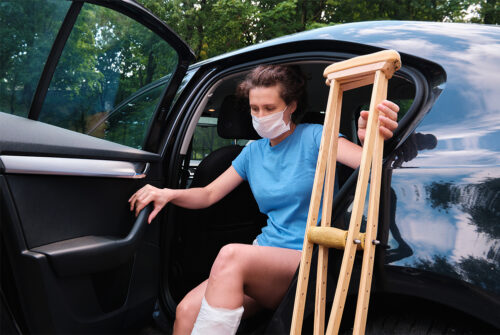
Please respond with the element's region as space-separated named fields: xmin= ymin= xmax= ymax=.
xmin=175 ymin=296 xmax=200 ymax=327
xmin=210 ymin=244 xmax=244 ymax=279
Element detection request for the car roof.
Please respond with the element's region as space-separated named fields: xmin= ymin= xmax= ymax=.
xmin=191 ymin=21 xmax=499 ymax=130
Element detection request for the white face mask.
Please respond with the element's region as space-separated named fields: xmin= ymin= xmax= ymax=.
xmin=251 ymin=106 xmax=290 ymax=139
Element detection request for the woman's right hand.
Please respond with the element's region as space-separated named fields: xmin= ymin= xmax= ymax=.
xmin=129 ymin=184 xmax=171 ymax=224
xmin=357 ymin=100 xmax=399 ymax=144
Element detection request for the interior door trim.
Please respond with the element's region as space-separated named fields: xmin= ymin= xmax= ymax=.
xmin=31 ymin=204 xmax=153 ymax=277
xmin=0 ymin=155 xmax=149 ymax=179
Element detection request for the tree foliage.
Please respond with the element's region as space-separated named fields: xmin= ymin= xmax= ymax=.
xmin=138 ymin=0 xmax=498 ymax=60
xmin=0 ymin=0 xmax=70 ymax=116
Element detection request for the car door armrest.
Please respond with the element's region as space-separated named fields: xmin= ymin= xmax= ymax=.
xmin=31 ymin=205 xmax=153 ymax=276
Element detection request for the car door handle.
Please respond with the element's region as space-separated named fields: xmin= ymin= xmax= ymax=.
xmin=31 ymin=204 xmax=153 ymax=277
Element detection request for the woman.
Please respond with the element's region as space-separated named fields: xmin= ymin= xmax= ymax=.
xmin=129 ymin=65 xmax=399 ymax=335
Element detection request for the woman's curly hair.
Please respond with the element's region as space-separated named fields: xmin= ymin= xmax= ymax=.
xmin=237 ymin=65 xmax=308 ymax=123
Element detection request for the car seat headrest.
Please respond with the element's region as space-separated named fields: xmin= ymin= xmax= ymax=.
xmin=217 ymin=95 xmax=261 ymax=140
xmin=299 ymin=112 xmax=324 ymax=125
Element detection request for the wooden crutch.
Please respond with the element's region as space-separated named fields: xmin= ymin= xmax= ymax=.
xmin=290 ymin=50 xmax=401 ymax=335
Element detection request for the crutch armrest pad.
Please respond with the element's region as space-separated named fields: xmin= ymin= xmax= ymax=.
xmin=324 ymin=50 xmax=401 ymax=78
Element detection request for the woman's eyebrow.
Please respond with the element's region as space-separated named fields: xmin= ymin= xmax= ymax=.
xmin=250 ymin=103 xmax=277 ymax=107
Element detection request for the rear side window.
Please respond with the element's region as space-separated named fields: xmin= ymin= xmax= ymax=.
xmin=0 ymin=0 xmax=70 ymax=117
xmin=38 ymin=2 xmax=179 ymax=149
xmin=87 ymin=80 xmax=168 ymax=148
xmin=191 ymin=116 xmax=248 ymax=161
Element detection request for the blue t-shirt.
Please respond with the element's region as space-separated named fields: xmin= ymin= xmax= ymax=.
xmin=232 ymin=123 xmax=340 ymax=250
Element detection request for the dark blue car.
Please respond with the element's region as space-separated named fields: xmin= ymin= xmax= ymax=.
xmin=0 ymin=0 xmax=498 ymax=333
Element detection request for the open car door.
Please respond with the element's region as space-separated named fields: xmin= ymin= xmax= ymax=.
xmin=0 ymin=0 xmax=194 ymax=333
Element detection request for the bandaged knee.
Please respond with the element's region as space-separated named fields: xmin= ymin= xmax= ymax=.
xmin=191 ymin=296 xmax=244 ymax=335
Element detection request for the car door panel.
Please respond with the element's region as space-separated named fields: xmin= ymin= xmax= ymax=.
xmin=4 ymin=173 xmax=147 ymax=248
xmin=0 ymin=114 xmax=164 ymax=333
xmin=1 ymin=165 xmax=161 ymax=332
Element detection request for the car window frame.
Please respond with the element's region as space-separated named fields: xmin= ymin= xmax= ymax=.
xmin=159 ymin=52 xmax=436 ymax=318
xmin=171 ymin=52 xmax=428 ymax=163
xmin=28 ymin=1 xmax=83 ymax=121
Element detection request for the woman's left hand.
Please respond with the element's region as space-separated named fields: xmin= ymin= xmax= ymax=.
xmin=357 ymin=100 xmax=400 ymax=144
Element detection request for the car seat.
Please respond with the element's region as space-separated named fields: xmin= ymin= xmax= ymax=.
xmin=169 ymin=95 xmax=267 ymax=302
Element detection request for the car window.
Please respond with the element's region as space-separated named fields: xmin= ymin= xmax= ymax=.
xmin=38 ymin=2 xmax=179 ymax=149
xmin=87 ymin=80 xmax=168 ymax=149
xmin=0 ymin=0 xmax=70 ymax=117
xmin=191 ymin=116 xmax=248 ymax=161
xmin=186 ymin=115 xmax=248 ymax=184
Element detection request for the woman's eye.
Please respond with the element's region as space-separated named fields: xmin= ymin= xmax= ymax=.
xmin=265 ymin=106 xmax=275 ymax=112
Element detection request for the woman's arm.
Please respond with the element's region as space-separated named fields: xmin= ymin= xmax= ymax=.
xmin=129 ymin=166 xmax=244 ymax=223
xmin=336 ymin=137 xmax=363 ymax=169
xmin=337 ymin=100 xmax=400 ymax=169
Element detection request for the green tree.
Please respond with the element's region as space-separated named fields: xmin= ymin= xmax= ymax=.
xmin=0 ymin=0 xmax=70 ymax=116
xmin=474 ymin=0 xmax=500 ymax=23
xmin=140 ymin=0 xmax=257 ymax=59
xmin=138 ymin=0 xmax=497 ymax=60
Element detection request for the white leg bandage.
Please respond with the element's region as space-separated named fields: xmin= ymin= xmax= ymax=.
xmin=191 ymin=297 xmax=244 ymax=335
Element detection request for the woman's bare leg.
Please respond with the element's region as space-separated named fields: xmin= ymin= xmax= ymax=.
xmin=173 ymin=244 xmax=301 ymax=334
xmin=205 ymin=244 xmax=301 ymax=310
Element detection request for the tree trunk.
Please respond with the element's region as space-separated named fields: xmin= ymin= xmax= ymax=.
xmin=484 ymin=0 xmax=497 ymax=24
xmin=145 ymin=49 xmax=156 ymax=85
xmin=9 ymin=73 xmax=17 ymax=114
xmin=301 ymin=1 xmax=307 ymax=31
xmin=195 ymin=0 xmax=207 ymax=59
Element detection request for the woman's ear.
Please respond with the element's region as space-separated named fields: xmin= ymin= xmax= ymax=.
xmin=290 ymin=100 xmax=298 ymax=114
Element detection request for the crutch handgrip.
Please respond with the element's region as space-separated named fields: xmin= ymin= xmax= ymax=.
xmin=307 ymin=227 xmax=365 ymax=250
